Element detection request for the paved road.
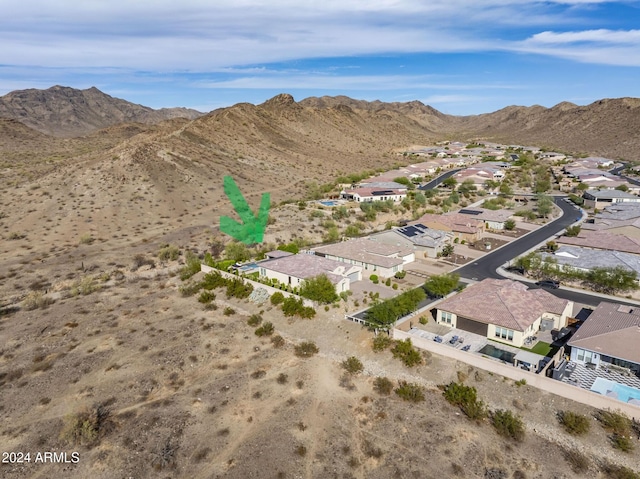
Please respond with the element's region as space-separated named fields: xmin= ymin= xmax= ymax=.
xmin=418 ymin=168 xmax=461 ymax=190
xmin=454 ymin=197 xmax=579 ymax=281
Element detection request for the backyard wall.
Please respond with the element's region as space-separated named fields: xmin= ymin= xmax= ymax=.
xmin=393 ymin=328 xmax=640 ymax=419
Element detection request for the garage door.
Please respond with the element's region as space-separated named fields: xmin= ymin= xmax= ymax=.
xmin=456 ymin=316 xmax=488 ymax=336
xmin=347 ymin=271 xmax=360 ymax=282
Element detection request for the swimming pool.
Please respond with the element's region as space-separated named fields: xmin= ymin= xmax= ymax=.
xmin=590 ymin=377 xmax=640 ymax=404
xmin=318 ymin=200 xmax=338 ymax=207
xmin=478 ymin=344 xmax=516 ymax=363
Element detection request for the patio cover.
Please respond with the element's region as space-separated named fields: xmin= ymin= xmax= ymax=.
xmin=514 ymin=350 xmax=546 ymax=368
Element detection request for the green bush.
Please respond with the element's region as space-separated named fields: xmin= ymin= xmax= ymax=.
xmin=372 ymin=335 xmax=392 ymax=352
xmin=247 ymin=314 xmax=262 ymax=326
xmin=201 ymin=271 xmax=227 ymax=290
xmin=341 ymin=356 xmax=364 ymax=375
xmin=385 ymin=278 xmax=391 ymax=286
xmin=180 ymin=251 xmax=202 ymax=280
xmin=491 ymin=409 xmax=525 ymax=442
xmin=294 ymin=341 xmax=319 ymax=358
xmin=255 ymin=321 xmax=274 ymax=337
xmin=442 ymin=382 xmax=487 ymax=421
xmin=198 ymin=291 xmax=216 ymax=304
xmin=179 ymin=281 xmax=202 ymax=297
xmin=369 ymin=274 xmax=379 ymax=284
xmin=270 ymin=291 xmax=285 ymax=305
xmin=394 ymin=271 xmax=406 ymax=279
xmin=225 ymin=277 xmax=253 ymax=299
xmin=391 ymin=339 xmax=422 ymax=367
xmin=158 ymin=244 xmax=180 ymax=261
xmin=223 ymin=307 xmax=235 ymax=316
xmin=373 ymin=377 xmax=393 ymax=395
xmin=557 ymin=411 xmax=590 ymax=436
xmin=394 ymin=381 xmax=425 ymax=402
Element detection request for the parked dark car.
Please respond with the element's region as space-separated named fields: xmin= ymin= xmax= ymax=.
xmin=536 ymin=279 xmax=560 ymax=289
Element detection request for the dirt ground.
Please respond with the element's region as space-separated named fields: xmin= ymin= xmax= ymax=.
xmin=1 ymin=254 xmax=639 ymax=478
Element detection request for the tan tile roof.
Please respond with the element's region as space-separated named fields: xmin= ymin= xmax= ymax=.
xmin=437 ymin=279 xmax=569 ymax=332
xmin=568 ymin=302 xmax=640 ymax=364
xmin=260 ymin=254 xmax=357 ymax=284
xmin=313 ymin=237 xmax=412 ymax=268
xmin=414 ymin=213 xmax=483 ymax=234
xmin=557 ymin=230 xmax=640 ymax=254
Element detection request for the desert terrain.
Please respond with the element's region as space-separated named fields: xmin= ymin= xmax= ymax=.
xmin=1 ymin=87 xmax=639 ymax=478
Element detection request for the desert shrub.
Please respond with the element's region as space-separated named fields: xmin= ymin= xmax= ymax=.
xmin=158 ymin=244 xmax=180 ymax=261
xmin=372 ymin=335 xmax=392 ymax=352
xmin=557 ymin=411 xmax=591 ymax=435
xmin=277 ymin=373 xmax=288 ymax=384
xmin=225 ymin=277 xmax=253 ymax=299
xmin=281 ymin=296 xmax=315 ymax=318
xmin=70 ymin=276 xmax=100 ymax=296
xmin=610 ymin=434 xmax=634 ymax=453
xmin=339 ymin=373 xmax=356 ymax=390
xmin=394 ymin=381 xmax=425 ymax=402
xmin=385 ymin=278 xmax=391 ymax=286
xmin=270 ymin=292 xmax=285 ymax=305
xmin=271 ymin=335 xmax=285 ymax=347
xmin=491 ymin=409 xmax=525 ymax=442
xmin=394 ymin=270 xmax=406 ymax=279
xmin=198 ymin=291 xmax=216 ymax=304
xmin=247 ymin=314 xmax=263 ymax=326
xmin=515 ymin=379 xmax=526 ymax=387
xmin=132 ymin=253 xmax=155 ymax=270
xmin=180 ymin=251 xmax=202 ymax=280
xmin=369 ymin=274 xmax=379 ymax=284
xmin=294 ymin=341 xmax=319 ymax=358
xmin=442 ymin=382 xmax=488 ymax=420
xmin=22 ymin=291 xmax=54 ymax=310
xmin=60 ymin=402 xmax=114 ymax=446
xmin=179 ymin=282 xmax=201 ymax=297
xmin=562 ymin=448 xmax=590 ymax=474
xmin=223 ymin=307 xmax=235 ymax=316
xmin=79 ymin=233 xmax=95 ymax=245
xmin=250 ymin=369 xmax=267 ymax=379
xmin=390 ymin=339 xmax=422 ymax=367
xmin=601 ymin=462 xmax=640 ymax=479
xmin=201 ymin=271 xmax=227 ymax=290
xmin=341 ymin=356 xmax=364 ymax=375
xmin=255 ymin=322 xmax=274 ymax=337
xmin=596 ymin=409 xmax=632 ymax=436
xmin=373 ymin=377 xmax=393 ymax=395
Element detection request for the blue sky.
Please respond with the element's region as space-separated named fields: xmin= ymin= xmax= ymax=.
xmin=1 ymin=0 xmax=639 ymax=114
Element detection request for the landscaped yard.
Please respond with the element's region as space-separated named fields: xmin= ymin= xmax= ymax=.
xmin=523 ymin=341 xmax=559 ymax=357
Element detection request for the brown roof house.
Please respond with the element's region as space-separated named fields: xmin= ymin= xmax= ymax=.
xmin=567 ymin=302 xmax=640 ymax=376
xmin=414 ymin=212 xmax=484 ymax=242
xmin=557 ymin=230 xmax=640 ymax=255
xmin=435 ymin=279 xmax=573 ymax=348
xmin=258 ymin=253 xmax=362 ymax=294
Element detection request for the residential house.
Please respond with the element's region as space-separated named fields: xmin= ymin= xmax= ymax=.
xmin=540 ymin=246 xmax=640 ymax=276
xmin=458 ymin=207 xmax=514 ymax=231
xmin=557 ymin=230 xmax=640 ymax=255
xmin=413 ymin=212 xmax=485 ymax=242
xmin=434 ymin=279 xmax=572 ymax=348
xmin=582 ymin=189 xmax=640 ymax=209
xmin=582 ymin=203 xmax=640 ymax=238
xmin=258 ymin=253 xmax=362 ymax=293
xmin=313 ymin=237 xmax=414 ymax=278
xmin=341 ymin=187 xmax=406 ymax=203
xmin=567 ymin=302 xmax=640 ymax=376
xmin=371 ymin=223 xmax=453 ymax=258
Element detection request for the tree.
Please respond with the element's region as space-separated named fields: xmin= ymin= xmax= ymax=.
xmin=414 ymin=192 xmax=426 ymax=206
xmin=442 ymin=176 xmax=457 ymax=189
xmin=424 ymin=273 xmax=460 ymax=298
xmin=365 ymin=288 xmax=426 ymax=328
xmin=484 ymin=180 xmax=500 ymax=191
xmin=576 ymin=182 xmax=589 ymax=192
xmin=393 ymin=176 xmax=411 ymax=186
xmin=565 ymin=225 xmax=581 ymax=237
xmin=616 ymin=184 xmax=629 ymax=192
xmin=499 ymin=182 xmax=513 ymax=196
xmin=440 ymin=243 xmax=454 ymax=258
xmin=536 ymin=194 xmax=553 ymax=218
xmin=458 ymin=179 xmax=477 ymax=196
xmin=300 ymin=274 xmax=338 ymax=304
xmin=504 ymin=219 xmax=516 ymax=231
xmin=225 ymin=241 xmax=250 ymax=262
xmin=323 ymin=226 xmax=340 ymax=243
xmin=584 ymin=266 xmax=638 ymax=295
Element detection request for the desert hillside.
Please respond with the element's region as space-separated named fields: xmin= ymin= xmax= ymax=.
xmin=0 ymin=85 xmax=202 ymax=137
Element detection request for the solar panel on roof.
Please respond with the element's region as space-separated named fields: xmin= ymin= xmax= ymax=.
xmin=459 ymin=209 xmax=482 ymax=215
xmin=372 ymin=189 xmax=394 ymax=196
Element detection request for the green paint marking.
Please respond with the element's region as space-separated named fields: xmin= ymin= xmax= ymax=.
xmin=220 ymin=176 xmax=270 ymax=245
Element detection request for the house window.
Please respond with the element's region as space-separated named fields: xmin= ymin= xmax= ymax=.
xmin=495 ymin=327 xmax=514 ymax=341
xmin=441 ymin=311 xmax=453 ymax=324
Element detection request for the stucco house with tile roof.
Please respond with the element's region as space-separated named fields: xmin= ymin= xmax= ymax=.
xmin=413 ymin=212 xmax=484 ymax=242
xmin=370 ymin=223 xmax=453 ymax=258
xmin=340 ymin=187 xmax=406 ymax=203
xmin=568 ymin=302 xmax=640 ymax=376
xmin=313 ymin=237 xmax=414 ymax=278
xmin=541 ymin=246 xmax=640 ymax=276
xmin=435 ymin=279 xmax=573 ymax=347
xmin=582 ymin=189 xmax=640 ymax=209
xmin=557 ymin=230 xmax=640 ymax=255
xmin=258 ymin=253 xmax=362 ymax=293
